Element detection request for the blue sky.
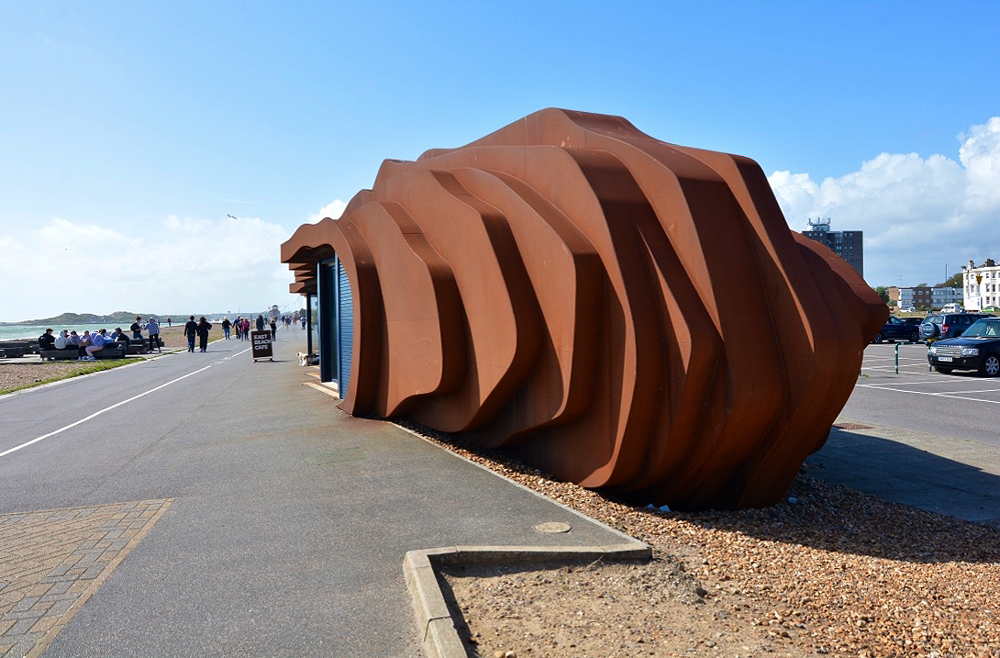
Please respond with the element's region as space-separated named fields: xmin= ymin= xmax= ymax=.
xmin=3 ymin=1 xmax=1000 ymax=320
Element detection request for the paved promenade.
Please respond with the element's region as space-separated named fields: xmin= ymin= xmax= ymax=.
xmin=0 ymin=330 xmax=634 ymax=657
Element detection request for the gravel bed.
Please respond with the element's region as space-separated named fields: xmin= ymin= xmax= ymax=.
xmin=0 ymin=361 xmax=86 ymax=392
xmin=396 ymin=420 xmax=1000 ymax=658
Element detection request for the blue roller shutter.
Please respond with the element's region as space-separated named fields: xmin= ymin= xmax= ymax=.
xmin=336 ymin=259 xmax=353 ymax=397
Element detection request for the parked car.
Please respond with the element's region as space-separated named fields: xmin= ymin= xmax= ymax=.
xmin=919 ymin=313 xmax=991 ymax=343
xmin=926 ymin=317 xmax=1000 ymax=376
xmin=872 ymin=316 xmax=920 ymax=343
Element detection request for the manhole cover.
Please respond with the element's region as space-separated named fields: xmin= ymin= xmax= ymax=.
xmin=534 ymin=521 xmax=571 ymax=534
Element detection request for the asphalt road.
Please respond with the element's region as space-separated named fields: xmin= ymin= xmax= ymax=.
xmin=0 ymin=333 xmax=427 ymax=657
xmin=842 ymin=341 xmax=1000 ymax=449
xmin=0 ymin=329 xmax=628 ymax=657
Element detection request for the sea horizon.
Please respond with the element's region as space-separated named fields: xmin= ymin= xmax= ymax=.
xmin=0 ymin=320 xmax=190 ymax=342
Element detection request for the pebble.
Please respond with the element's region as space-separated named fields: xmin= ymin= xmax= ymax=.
xmin=407 ymin=420 xmax=1000 ymax=658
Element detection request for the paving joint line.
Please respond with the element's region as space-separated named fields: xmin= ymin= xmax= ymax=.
xmin=0 ymin=499 xmax=174 ymax=658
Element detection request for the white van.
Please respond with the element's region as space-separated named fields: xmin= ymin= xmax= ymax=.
xmin=941 ymin=303 xmax=964 ymax=313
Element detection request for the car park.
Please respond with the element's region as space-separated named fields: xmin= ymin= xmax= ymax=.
xmin=919 ymin=312 xmax=990 ymax=343
xmin=926 ymin=317 xmax=1000 ymax=376
xmin=872 ymin=316 xmax=920 ymax=343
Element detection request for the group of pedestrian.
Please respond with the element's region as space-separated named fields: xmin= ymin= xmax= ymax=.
xmin=36 ymin=311 xmax=282 ymax=360
xmin=213 ymin=314 xmax=282 ymax=342
xmin=38 ymin=327 xmax=103 ymax=359
xmin=37 ymin=316 xmax=164 ymax=360
xmin=182 ymin=316 xmax=213 ymax=353
xmin=129 ymin=316 xmax=163 ymax=353
xmin=223 ymin=316 xmax=253 ymax=341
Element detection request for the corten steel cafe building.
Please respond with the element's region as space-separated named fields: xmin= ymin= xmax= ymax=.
xmin=279 ymin=108 xmax=885 ymax=511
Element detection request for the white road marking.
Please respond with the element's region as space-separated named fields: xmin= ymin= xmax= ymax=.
xmin=864 ymin=379 xmax=980 ymax=387
xmin=0 ymin=365 xmax=214 ymax=459
xmin=220 ymin=348 xmax=252 ymax=361
xmin=855 ymin=383 xmax=1000 ymax=404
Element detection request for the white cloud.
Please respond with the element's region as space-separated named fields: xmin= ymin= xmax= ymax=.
xmin=308 ymin=199 xmax=346 ymax=224
xmin=768 ymin=117 xmax=1000 ymax=287
xmin=0 ymin=215 xmax=299 ymax=322
xmin=959 ymin=117 xmax=1000 ymax=212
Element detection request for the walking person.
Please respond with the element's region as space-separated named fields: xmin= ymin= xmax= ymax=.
xmin=183 ymin=316 xmax=198 ymax=352
xmin=242 ymin=318 xmax=251 ymax=340
xmin=270 ymin=317 xmax=277 ymax=341
xmin=221 ymin=317 xmax=232 ymax=340
xmin=147 ymin=317 xmax=162 ymax=353
xmin=196 ymin=316 xmax=212 ymax=352
xmin=256 ymin=314 xmax=265 ymax=332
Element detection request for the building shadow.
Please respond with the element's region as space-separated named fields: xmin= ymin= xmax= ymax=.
xmin=645 ymin=427 xmax=1000 ymax=565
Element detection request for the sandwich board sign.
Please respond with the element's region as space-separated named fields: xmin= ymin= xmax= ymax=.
xmin=251 ymin=330 xmax=273 ymax=361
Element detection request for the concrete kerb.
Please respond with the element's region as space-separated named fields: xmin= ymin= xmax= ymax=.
xmin=392 ymin=423 xmax=652 ymax=658
xmin=404 ymin=543 xmax=652 ymax=658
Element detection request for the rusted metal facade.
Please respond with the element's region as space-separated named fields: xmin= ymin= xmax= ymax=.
xmin=281 ymin=109 xmax=886 ymax=510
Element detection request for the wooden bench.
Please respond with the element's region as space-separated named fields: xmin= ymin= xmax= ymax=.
xmin=119 ymin=337 xmax=164 ymax=354
xmin=126 ymin=338 xmax=150 ymax=354
xmin=39 ymin=349 xmax=81 ymax=361
xmin=40 ymin=343 xmax=127 ymax=361
xmin=0 ymin=341 xmax=33 ymax=357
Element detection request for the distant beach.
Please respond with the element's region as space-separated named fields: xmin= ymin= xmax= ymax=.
xmin=0 ymin=323 xmax=140 ymax=341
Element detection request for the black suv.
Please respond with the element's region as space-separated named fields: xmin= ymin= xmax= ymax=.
xmin=872 ymin=316 xmax=920 ymax=343
xmin=919 ymin=313 xmax=990 ymax=343
xmin=926 ymin=317 xmax=1000 ymax=376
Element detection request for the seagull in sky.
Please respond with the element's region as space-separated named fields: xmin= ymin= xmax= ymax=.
xmin=227 ymin=214 xmax=238 ymax=220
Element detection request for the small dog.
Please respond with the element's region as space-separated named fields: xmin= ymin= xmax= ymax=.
xmin=298 ymin=351 xmax=309 ymax=366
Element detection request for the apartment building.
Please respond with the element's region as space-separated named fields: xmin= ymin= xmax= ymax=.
xmin=888 ymin=285 xmax=962 ymax=311
xmin=801 ymin=217 xmax=863 ymax=277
